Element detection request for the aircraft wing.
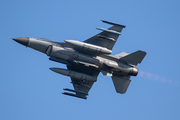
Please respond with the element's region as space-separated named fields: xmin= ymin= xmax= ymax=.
xmin=63 ymin=62 xmax=100 ymax=99
xmin=84 ymin=20 xmax=126 ymax=50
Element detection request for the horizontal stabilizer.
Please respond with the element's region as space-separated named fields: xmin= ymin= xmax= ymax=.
xmin=121 ymin=50 xmax=146 ymax=65
xmin=112 ymin=76 xmax=131 ymax=94
xmin=62 ymin=92 xmax=87 ymax=99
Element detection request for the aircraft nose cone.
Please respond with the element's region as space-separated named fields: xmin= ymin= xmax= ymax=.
xmin=12 ymin=37 xmax=29 ymax=46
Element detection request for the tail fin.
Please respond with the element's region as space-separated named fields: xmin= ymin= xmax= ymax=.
xmin=120 ymin=50 xmax=146 ymax=66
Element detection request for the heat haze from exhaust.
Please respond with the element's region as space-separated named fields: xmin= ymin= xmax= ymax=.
xmin=139 ymin=71 xmax=177 ymax=85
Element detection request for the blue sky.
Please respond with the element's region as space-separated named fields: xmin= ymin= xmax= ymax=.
xmin=1 ymin=0 xmax=180 ymax=120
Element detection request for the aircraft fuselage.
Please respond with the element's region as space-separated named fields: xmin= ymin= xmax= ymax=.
xmin=13 ymin=37 xmax=138 ymax=77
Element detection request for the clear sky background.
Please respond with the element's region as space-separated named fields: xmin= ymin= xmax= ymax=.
xmin=1 ymin=0 xmax=180 ymax=120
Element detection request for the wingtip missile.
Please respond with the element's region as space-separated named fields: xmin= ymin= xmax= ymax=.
xmin=62 ymin=92 xmax=87 ymax=99
xmin=101 ymin=19 xmax=126 ymax=28
xmin=63 ymin=88 xmax=88 ymax=96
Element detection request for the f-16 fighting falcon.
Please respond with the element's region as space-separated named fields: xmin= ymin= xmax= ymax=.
xmin=12 ymin=20 xmax=146 ymax=99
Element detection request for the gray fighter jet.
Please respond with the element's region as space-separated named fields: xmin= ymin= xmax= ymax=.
xmin=12 ymin=20 xmax=146 ymax=99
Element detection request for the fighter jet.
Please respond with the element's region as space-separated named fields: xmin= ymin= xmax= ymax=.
xmin=12 ymin=20 xmax=146 ymax=99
